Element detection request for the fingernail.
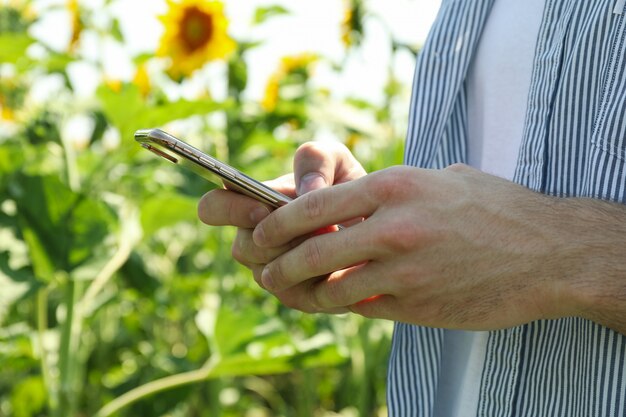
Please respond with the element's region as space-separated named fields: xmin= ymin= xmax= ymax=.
xmin=261 ymin=266 xmax=273 ymax=290
xmin=253 ymin=225 xmax=266 ymax=246
xmin=298 ymin=173 xmax=327 ymax=196
xmin=250 ymin=206 xmax=270 ymax=224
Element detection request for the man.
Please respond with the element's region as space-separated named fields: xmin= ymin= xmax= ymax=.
xmin=199 ymin=0 xmax=626 ymax=415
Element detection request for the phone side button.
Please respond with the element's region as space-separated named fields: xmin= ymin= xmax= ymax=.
xmin=218 ymin=166 xmax=237 ymax=180
xmin=199 ymin=156 xmax=215 ymax=168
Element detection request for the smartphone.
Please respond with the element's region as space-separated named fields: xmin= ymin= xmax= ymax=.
xmin=134 ymin=128 xmax=292 ymax=208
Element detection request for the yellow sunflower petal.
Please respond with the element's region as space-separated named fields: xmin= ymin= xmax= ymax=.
xmin=67 ymin=0 xmax=82 ymax=53
xmin=133 ymin=64 xmax=151 ymax=97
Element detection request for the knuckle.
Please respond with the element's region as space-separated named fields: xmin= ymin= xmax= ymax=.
xmin=322 ymin=278 xmax=347 ymax=307
xmin=352 ymin=303 xmax=376 ymax=319
xmin=267 ymin=261 xmax=287 ymax=290
xmin=350 ymin=295 xmax=384 ymax=319
xmin=226 ymin=195 xmax=239 ymax=226
xmin=376 ymin=220 xmax=421 ymax=253
xmin=232 ymin=230 xmax=250 ymax=263
xmin=302 ymin=190 xmax=326 ymax=222
xmin=279 ymin=294 xmax=305 ymax=312
xmin=258 ymin=211 xmax=284 ymax=243
xmin=200 ymin=189 xmax=246 ymax=227
xmin=294 ymin=142 xmax=326 ymax=173
xmin=445 ymin=162 xmax=471 ymax=173
xmin=368 ymin=166 xmax=412 ymax=202
xmin=295 ymin=141 xmax=324 ymax=158
xmin=302 ymin=239 xmax=324 ymax=270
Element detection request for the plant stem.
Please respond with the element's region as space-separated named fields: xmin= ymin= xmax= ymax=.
xmin=78 ymin=232 xmax=134 ymax=318
xmin=60 ymin=128 xmax=80 ymax=191
xmin=207 ymin=379 xmax=222 ymax=417
xmin=37 ymin=288 xmax=56 ymax=412
xmin=295 ymin=369 xmax=314 ymax=417
xmin=56 ymin=279 xmax=77 ymax=417
xmin=93 ymin=358 xmax=218 ymax=417
xmin=358 ymin=320 xmax=372 ymax=416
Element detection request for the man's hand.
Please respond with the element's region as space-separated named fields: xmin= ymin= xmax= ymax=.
xmin=197 ymin=141 xmax=367 ymax=293
xmin=252 ymin=163 xmax=626 ymax=333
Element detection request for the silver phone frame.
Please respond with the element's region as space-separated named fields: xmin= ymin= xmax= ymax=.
xmin=134 ymin=128 xmax=292 ymax=208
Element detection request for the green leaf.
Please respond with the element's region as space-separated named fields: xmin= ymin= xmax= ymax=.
xmin=209 ymin=352 xmax=294 ymax=378
xmin=110 ymin=18 xmax=124 ymax=43
xmin=208 ymin=331 xmax=346 ymax=378
xmin=0 ymin=265 xmax=31 ymax=326
xmin=345 ymin=97 xmax=377 ymax=110
xmin=228 ymin=56 xmax=248 ymax=95
xmin=0 ymin=33 xmax=33 ymax=64
xmin=253 ymin=5 xmax=290 ymax=25
xmin=8 ymin=174 xmax=117 ymax=278
xmin=214 ymin=303 xmax=289 ymax=356
xmin=0 ymin=252 xmax=36 ymax=284
xmin=132 ymin=52 xmax=153 ymax=65
xmin=11 ymin=376 xmax=47 ymax=417
xmin=293 ymin=332 xmax=347 ymax=368
xmin=96 ymin=84 xmax=144 ymax=143
xmin=140 ymin=193 xmax=198 ymax=236
xmin=97 ymin=84 xmax=233 ymax=147
xmin=42 ymin=52 xmax=74 ymax=73
xmin=0 ymin=144 xmax=25 ymax=175
xmin=119 ymin=251 xmax=159 ymax=295
xmin=208 ymin=303 xmax=346 ymax=378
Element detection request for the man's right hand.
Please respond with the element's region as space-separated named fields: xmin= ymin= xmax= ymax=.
xmin=197 ymin=141 xmax=367 ymax=289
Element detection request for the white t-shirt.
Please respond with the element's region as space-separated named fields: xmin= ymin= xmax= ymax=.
xmin=433 ymin=1 xmax=545 ymax=416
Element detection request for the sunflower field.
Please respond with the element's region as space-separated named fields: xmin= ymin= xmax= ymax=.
xmin=0 ymin=0 xmax=425 ymax=416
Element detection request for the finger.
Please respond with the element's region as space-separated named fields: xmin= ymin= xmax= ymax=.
xmin=251 ymin=264 xmax=349 ymax=314
xmin=254 ymin=175 xmax=378 ymax=247
xmin=272 ymin=280 xmax=351 ymax=315
xmin=260 ymin=220 xmax=382 ymax=292
xmin=348 ymin=294 xmax=398 ymax=320
xmin=198 ymin=189 xmax=272 ymax=228
xmin=233 ymin=228 xmax=300 ymax=265
xmin=309 ymin=262 xmax=391 ymax=310
xmin=294 ymin=142 xmax=366 ymax=195
xmin=250 ymin=263 xmax=266 ymax=288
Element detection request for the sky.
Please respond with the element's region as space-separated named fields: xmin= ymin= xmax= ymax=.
xmin=27 ymin=0 xmax=442 ymax=105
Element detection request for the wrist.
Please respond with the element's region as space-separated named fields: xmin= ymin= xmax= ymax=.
xmin=548 ymin=198 xmax=626 ymax=330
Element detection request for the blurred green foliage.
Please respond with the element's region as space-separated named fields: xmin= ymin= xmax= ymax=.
xmin=0 ymin=0 xmax=415 ymax=416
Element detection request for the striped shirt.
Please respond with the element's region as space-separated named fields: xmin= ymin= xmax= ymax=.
xmin=390 ymin=1 xmax=626 ymax=416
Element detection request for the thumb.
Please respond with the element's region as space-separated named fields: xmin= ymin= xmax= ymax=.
xmin=298 ymin=172 xmax=328 ymax=195
xmin=294 ymin=142 xmax=365 ymax=196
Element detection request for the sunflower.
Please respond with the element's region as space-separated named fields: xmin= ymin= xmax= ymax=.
xmin=280 ymin=53 xmax=318 ymax=74
xmin=261 ymin=53 xmax=318 ymax=112
xmin=261 ymin=73 xmax=280 ymax=112
xmin=0 ymin=104 xmax=15 ymax=122
xmin=0 ymin=2 xmax=36 ymax=34
xmin=341 ymin=0 xmax=365 ymax=49
xmin=340 ymin=7 xmax=354 ymax=47
xmin=158 ymin=0 xmax=236 ymax=80
xmin=0 ymin=77 xmax=25 ymax=122
xmin=133 ymin=63 xmax=151 ymax=97
xmin=103 ymin=77 xmax=122 ymax=93
xmin=67 ymin=0 xmax=82 ymax=53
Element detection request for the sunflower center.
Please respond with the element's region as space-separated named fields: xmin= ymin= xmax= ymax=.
xmin=179 ymin=6 xmax=214 ymax=53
